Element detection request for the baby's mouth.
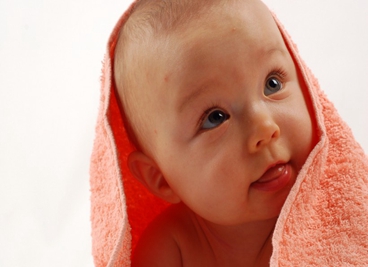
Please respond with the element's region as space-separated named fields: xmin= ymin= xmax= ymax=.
xmin=251 ymin=163 xmax=292 ymax=192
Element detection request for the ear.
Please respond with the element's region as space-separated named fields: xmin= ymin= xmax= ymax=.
xmin=127 ymin=151 xmax=181 ymax=204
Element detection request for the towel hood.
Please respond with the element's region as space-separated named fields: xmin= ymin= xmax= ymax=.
xmin=90 ymin=1 xmax=368 ymax=266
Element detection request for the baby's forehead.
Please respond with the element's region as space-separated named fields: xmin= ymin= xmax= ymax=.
xmin=117 ymin=0 xmax=284 ymax=99
xmin=152 ymin=10 xmax=286 ymax=74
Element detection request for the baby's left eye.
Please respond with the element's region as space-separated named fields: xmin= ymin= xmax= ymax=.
xmin=202 ymin=109 xmax=230 ymax=130
xmin=264 ymin=77 xmax=282 ymax=96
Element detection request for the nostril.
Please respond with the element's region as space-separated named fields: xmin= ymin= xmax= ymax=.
xmin=272 ymin=128 xmax=280 ymax=139
xmin=255 ymin=129 xmax=280 ymax=149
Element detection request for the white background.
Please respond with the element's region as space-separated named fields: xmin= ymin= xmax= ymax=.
xmin=0 ymin=0 xmax=367 ymax=266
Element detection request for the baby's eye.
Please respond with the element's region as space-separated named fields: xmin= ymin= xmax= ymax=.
xmin=202 ymin=109 xmax=230 ymax=129
xmin=264 ymin=77 xmax=282 ymax=96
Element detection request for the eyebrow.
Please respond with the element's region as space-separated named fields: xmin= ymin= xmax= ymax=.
xmin=266 ymin=46 xmax=288 ymax=58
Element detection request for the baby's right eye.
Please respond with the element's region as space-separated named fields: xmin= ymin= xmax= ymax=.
xmin=202 ymin=109 xmax=230 ymax=129
xmin=264 ymin=77 xmax=282 ymax=96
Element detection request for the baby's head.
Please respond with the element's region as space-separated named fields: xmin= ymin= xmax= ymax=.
xmin=114 ymin=0 xmax=316 ymax=225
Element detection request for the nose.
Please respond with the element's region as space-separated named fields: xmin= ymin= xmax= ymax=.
xmin=247 ymin=106 xmax=280 ymax=153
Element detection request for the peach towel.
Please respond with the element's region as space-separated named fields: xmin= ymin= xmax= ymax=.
xmin=90 ymin=2 xmax=368 ymax=266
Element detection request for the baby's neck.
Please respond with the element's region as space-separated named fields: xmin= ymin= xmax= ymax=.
xmin=186 ymin=205 xmax=276 ymax=266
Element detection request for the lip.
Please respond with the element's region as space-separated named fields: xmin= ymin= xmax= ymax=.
xmin=251 ymin=162 xmax=292 ymax=192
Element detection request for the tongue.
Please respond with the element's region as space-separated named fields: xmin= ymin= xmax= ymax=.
xmin=257 ymin=164 xmax=285 ymax=183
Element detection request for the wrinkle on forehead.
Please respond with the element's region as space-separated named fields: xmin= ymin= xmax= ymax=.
xmin=164 ymin=16 xmax=288 ymax=108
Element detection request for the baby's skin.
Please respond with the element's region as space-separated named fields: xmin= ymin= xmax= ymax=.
xmin=114 ymin=0 xmax=316 ymax=266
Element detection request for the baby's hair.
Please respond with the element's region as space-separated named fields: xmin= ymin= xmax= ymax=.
xmin=113 ymin=0 xmax=230 ymax=151
xmin=125 ymin=0 xmax=221 ymax=36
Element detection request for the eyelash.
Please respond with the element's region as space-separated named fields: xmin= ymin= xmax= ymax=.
xmin=267 ymin=67 xmax=287 ymax=82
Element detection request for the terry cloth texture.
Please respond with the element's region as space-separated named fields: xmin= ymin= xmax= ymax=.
xmin=90 ymin=1 xmax=368 ymax=266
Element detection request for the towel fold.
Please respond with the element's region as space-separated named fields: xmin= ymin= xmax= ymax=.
xmin=90 ymin=1 xmax=368 ymax=266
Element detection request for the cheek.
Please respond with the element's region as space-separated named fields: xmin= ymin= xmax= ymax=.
xmin=160 ymin=145 xmax=250 ymax=223
xmin=285 ymin=93 xmax=316 ymax=167
xmin=160 ymin=141 xmax=245 ymax=196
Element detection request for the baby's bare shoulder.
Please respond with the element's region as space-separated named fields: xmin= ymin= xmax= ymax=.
xmin=131 ymin=203 xmax=200 ymax=267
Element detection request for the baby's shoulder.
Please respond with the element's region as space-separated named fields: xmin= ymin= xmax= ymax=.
xmin=132 ymin=203 xmax=202 ymax=267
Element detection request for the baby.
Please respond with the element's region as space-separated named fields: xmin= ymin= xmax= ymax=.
xmin=113 ymin=0 xmax=317 ymax=266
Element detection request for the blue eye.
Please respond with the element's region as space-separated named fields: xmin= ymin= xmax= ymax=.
xmin=264 ymin=77 xmax=282 ymax=96
xmin=202 ymin=109 xmax=230 ymax=129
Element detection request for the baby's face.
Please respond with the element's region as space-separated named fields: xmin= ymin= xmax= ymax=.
xmin=132 ymin=0 xmax=315 ymax=225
